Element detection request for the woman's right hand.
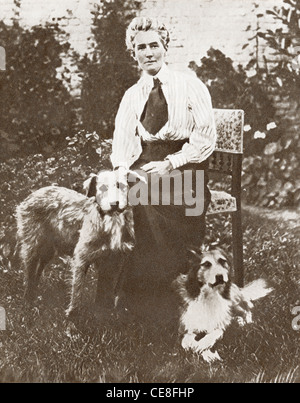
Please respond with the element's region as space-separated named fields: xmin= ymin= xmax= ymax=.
xmin=141 ymin=160 xmax=172 ymax=176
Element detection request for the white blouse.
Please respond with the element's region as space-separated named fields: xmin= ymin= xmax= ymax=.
xmin=111 ymin=63 xmax=216 ymax=170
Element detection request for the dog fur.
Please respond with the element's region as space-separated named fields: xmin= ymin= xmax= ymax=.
xmin=173 ymin=248 xmax=273 ymax=362
xmin=16 ymin=170 xmax=135 ymax=316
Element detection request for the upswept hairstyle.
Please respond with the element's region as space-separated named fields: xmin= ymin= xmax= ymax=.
xmin=126 ymin=17 xmax=170 ymax=52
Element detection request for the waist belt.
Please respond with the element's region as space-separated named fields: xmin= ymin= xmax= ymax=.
xmin=139 ymin=139 xmax=188 ymax=163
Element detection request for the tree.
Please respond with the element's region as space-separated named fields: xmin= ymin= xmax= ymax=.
xmin=79 ymin=0 xmax=140 ymax=138
xmin=189 ymin=48 xmax=278 ymax=156
xmin=259 ymin=0 xmax=300 ymax=111
xmin=0 ymin=20 xmax=76 ymax=160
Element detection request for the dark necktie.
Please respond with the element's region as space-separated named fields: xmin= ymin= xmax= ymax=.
xmin=141 ymin=78 xmax=168 ymax=135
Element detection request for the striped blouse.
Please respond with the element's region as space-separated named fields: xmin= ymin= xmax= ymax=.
xmin=111 ymin=63 xmax=216 ymax=170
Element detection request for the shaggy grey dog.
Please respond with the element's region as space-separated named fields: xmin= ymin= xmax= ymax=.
xmin=173 ymin=248 xmax=273 ymax=362
xmin=16 ymin=171 xmax=135 ymax=316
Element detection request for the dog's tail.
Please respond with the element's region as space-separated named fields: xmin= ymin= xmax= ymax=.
xmin=241 ymin=279 xmax=273 ymax=301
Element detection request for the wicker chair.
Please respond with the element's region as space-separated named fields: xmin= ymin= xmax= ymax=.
xmin=207 ymin=109 xmax=244 ymax=286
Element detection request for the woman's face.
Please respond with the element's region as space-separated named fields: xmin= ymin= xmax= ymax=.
xmin=133 ymin=30 xmax=166 ymax=76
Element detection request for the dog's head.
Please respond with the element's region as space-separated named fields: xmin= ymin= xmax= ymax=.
xmin=83 ymin=170 xmax=129 ymax=213
xmin=185 ymin=248 xmax=231 ymax=299
xmin=83 ymin=169 xmax=146 ymax=214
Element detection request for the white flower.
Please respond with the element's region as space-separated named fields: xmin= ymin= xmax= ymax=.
xmin=266 ymin=122 xmax=277 ymax=131
xmin=264 ymin=142 xmax=278 ymax=155
xmin=254 ymin=131 xmax=266 ymax=139
xmin=244 ymin=124 xmax=252 ymax=132
xmin=246 ymin=69 xmax=257 ymax=78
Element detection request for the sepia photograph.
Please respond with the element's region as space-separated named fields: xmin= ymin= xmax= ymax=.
xmin=0 ymin=0 xmax=299 ymax=386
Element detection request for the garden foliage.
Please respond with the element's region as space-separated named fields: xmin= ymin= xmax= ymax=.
xmin=0 ymin=20 xmax=76 ymax=159
xmin=189 ymin=48 xmax=279 ymax=157
xmin=0 ymin=3 xmax=299 ymax=382
xmin=190 ymin=0 xmax=300 ymax=208
xmin=79 ymin=0 xmax=140 ymax=137
xmin=0 ymin=0 xmax=299 ymax=209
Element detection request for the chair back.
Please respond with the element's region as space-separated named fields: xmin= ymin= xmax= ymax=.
xmin=209 ymin=109 xmax=244 ymax=175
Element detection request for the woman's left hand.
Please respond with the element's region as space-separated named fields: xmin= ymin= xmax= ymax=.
xmin=141 ymin=160 xmax=173 ymax=175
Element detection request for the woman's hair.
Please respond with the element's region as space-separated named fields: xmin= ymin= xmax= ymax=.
xmin=126 ymin=17 xmax=170 ymax=52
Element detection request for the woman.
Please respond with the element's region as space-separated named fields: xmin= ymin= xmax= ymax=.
xmin=111 ymin=17 xmax=216 ymax=313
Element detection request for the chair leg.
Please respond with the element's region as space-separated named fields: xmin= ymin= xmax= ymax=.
xmin=232 ymin=210 xmax=244 ymax=287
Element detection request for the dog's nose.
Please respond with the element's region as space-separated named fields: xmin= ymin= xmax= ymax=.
xmin=110 ymin=201 xmax=124 ymax=212
xmin=111 ymin=201 xmax=119 ymax=210
xmin=215 ymin=274 xmax=224 ymax=284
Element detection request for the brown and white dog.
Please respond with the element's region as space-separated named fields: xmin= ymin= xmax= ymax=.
xmin=173 ymin=248 xmax=273 ymax=362
xmin=16 ymin=169 xmax=142 ymax=316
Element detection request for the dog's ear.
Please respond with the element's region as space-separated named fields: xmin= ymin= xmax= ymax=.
xmin=187 ymin=249 xmax=203 ymax=285
xmin=217 ymin=246 xmax=232 ymax=270
xmin=127 ymin=169 xmax=147 ymax=184
xmin=172 ymin=274 xmax=193 ymax=304
xmin=83 ymin=174 xmax=97 ymax=197
xmin=185 ymin=267 xmax=203 ymax=299
xmin=225 ymin=250 xmax=233 ymax=271
xmin=211 ymin=246 xmax=232 ymax=266
xmin=187 ymin=248 xmax=202 ymax=263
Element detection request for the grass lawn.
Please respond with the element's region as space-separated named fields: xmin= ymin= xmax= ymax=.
xmin=0 ymin=206 xmax=299 ymax=383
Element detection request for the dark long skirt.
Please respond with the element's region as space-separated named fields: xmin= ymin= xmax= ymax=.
xmin=121 ymin=140 xmax=211 ymax=322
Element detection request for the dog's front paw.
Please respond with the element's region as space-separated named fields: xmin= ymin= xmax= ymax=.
xmin=236 ymin=316 xmax=246 ymax=327
xmin=202 ymin=349 xmax=222 ymax=363
xmin=65 ymin=321 xmax=81 ymax=341
xmin=236 ymin=312 xmax=253 ymax=327
xmin=181 ymin=333 xmax=199 ymax=351
xmin=245 ymin=311 xmax=253 ymax=324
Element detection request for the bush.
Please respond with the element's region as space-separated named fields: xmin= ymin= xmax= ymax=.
xmin=258 ymin=0 xmax=300 ymax=111
xmin=189 ymin=48 xmax=281 ymax=157
xmin=79 ymin=0 xmax=140 ymax=138
xmin=0 ymin=20 xmax=76 ymax=160
xmin=242 ymin=0 xmax=300 ymax=207
xmin=190 ymin=46 xmax=300 ymax=208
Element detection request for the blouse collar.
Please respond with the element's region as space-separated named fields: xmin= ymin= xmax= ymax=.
xmin=139 ymin=63 xmax=170 ymax=88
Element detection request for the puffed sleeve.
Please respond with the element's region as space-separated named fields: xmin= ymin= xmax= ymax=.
xmin=111 ymin=88 xmax=142 ymax=170
xmin=166 ymin=77 xmax=216 ymax=169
